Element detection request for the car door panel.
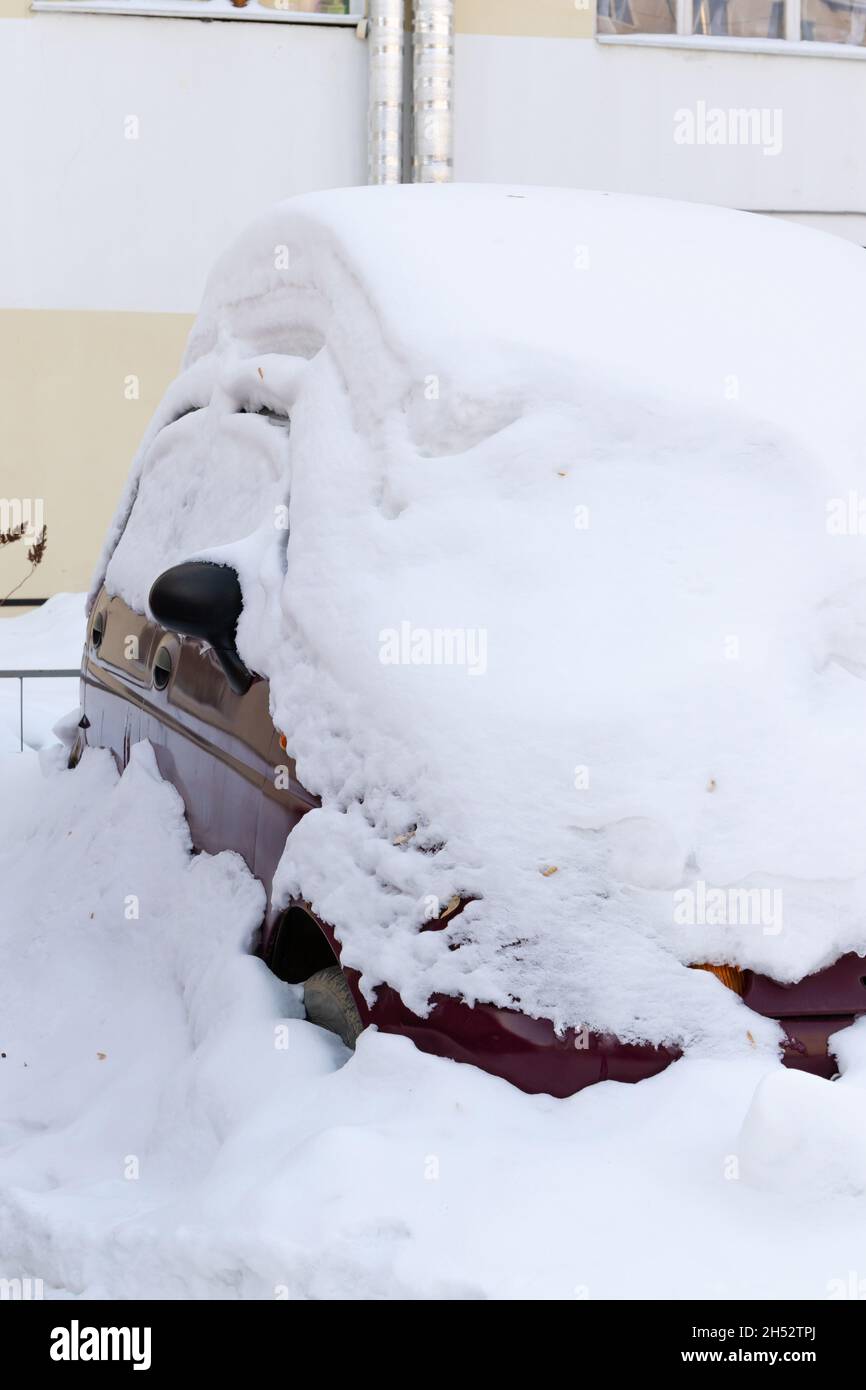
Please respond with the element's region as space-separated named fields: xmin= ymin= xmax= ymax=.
xmin=82 ymin=590 xmax=316 ymax=901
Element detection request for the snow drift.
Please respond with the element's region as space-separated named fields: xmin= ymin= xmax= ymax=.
xmin=93 ymin=185 xmax=866 ymax=1056
xmin=3 ymin=739 xmax=866 ymax=1299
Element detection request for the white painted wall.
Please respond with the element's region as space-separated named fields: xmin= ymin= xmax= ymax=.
xmin=1 ymin=10 xmax=862 ymax=602
xmin=454 ymin=34 xmax=866 ymax=243
xmin=0 ymin=13 xmax=368 ymax=312
xmin=2 ymin=15 xmax=863 ymax=313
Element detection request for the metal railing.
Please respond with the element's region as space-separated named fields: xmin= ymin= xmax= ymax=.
xmin=0 ymin=668 xmax=80 ymax=752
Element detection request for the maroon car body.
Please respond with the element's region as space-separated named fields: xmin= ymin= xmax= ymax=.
xmin=75 ymin=590 xmax=866 ymax=1097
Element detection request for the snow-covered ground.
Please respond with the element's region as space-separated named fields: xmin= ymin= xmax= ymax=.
xmin=2 ymin=602 xmax=866 ymax=1300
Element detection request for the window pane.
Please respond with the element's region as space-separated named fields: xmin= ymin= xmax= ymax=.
xmin=801 ymin=0 xmax=866 ymax=43
xmin=693 ymin=0 xmax=785 ymax=36
xmin=596 ymin=0 xmax=676 ymax=34
xmin=256 ymin=1 xmax=355 ymax=11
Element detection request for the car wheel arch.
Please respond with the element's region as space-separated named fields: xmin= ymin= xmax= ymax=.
xmin=267 ymin=902 xmax=342 ymax=987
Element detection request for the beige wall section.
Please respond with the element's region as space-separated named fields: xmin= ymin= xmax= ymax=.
xmin=455 ymin=0 xmax=594 ymax=37
xmin=0 ymin=0 xmax=30 ymax=16
xmin=0 ymin=309 xmax=193 ymax=604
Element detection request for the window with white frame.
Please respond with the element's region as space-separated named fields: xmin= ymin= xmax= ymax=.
xmin=237 ymin=1 xmax=356 ymax=10
xmin=597 ymin=0 xmax=866 ymax=44
xmin=32 ymin=0 xmax=363 ymax=16
xmin=170 ymin=0 xmax=357 ymax=10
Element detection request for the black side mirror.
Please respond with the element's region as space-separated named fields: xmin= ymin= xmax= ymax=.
xmin=148 ymin=561 xmax=254 ymax=696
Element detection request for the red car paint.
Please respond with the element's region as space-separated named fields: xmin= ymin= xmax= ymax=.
xmin=78 ymin=592 xmax=865 ymax=1096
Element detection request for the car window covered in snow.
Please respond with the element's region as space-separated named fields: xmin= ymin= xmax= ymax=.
xmin=105 ymin=398 xmax=291 ymax=612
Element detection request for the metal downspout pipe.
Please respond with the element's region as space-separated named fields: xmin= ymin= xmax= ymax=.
xmin=366 ymin=2 xmax=454 ymax=185
xmin=412 ymin=0 xmax=454 ymax=183
xmin=367 ymin=0 xmax=405 ymax=185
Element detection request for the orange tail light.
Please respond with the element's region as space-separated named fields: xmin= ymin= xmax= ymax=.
xmin=691 ymin=962 xmax=746 ymax=996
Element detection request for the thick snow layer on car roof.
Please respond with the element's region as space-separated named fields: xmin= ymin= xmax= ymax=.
xmin=183 ymin=184 xmax=866 ymax=467
xmin=100 ymin=186 xmax=866 ymax=1054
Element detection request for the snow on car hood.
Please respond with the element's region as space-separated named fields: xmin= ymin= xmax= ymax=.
xmin=98 ymin=185 xmax=866 ymax=1055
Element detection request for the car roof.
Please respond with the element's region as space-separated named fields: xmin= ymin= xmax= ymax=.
xmin=184 ymin=183 xmax=866 ymax=467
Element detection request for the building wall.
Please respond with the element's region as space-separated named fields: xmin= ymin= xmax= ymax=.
xmin=0 ymin=11 xmax=366 ymax=603
xmin=1 ymin=0 xmax=864 ymax=603
xmin=455 ymin=14 xmax=866 ymax=238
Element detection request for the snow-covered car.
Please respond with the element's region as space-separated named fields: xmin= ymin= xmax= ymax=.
xmin=78 ymin=185 xmax=866 ymax=1096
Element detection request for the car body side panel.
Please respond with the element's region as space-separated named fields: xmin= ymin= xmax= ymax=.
xmin=744 ymin=951 xmax=866 ymax=1017
xmin=82 ymin=591 xmax=312 ymax=902
xmin=79 ymin=591 xmax=865 ymax=1098
xmin=346 ymin=976 xmax=682 ymax=1097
